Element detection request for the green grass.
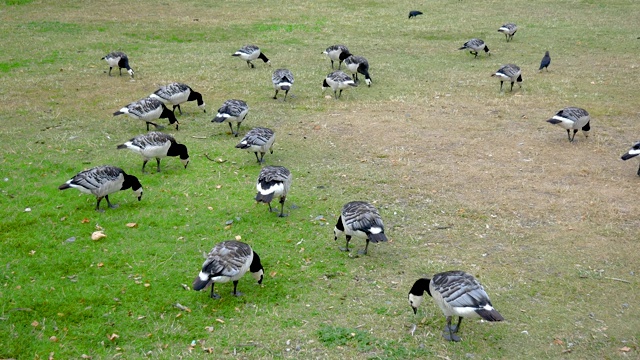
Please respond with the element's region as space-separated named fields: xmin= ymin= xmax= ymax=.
xmin=1 ymin=0 xmax=640 ymax=358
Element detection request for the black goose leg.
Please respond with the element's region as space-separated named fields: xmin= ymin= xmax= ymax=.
xmin=273 ymin=90 xmax=278 ymax=99
xmin=358 ymin=239 xmax=370 ymax=255
xmin=235 ymin=122 xmax=241 ymax=137
xmin=227 ymin=122 xmax=234 ymax=136
xmin=278 ymin=196 xmax=287 ymax=217
xmin=108 ymin=67 xmax=113 ymax=76
xmin=566 ymin=129 xmax=571 ymax=141
xmin=254 ymin=152 xmax=261 ymax=163
xmin=284 ymin=90 xmax=289 ymax=101
xmin=142 ymin=159 xmax=149 ymax=173
xmin=500 ymin=81 xmax=504 ymax=91
xmin=442 ymin=316 xmax=462 ymax=342
xmin=95 ymin=196 xmax=104 ymax=212
xmin=156 ymin=158 xmax=161 ymax=172
xmin=105 ymin=195 xmax=119 ymax=209
xmin=258 ymin=152 xmax=265 ymax=163
xmin=232 ymin=280 xmax=243 ymax=296
xmin=340 ymin=235 xmax=351 ymax=252
xmin=119 ymin=68 xmax=123 ymax=76
xmin=210 ymin=283 xmax=220 ymax=299
xmin=510 ymin=81 xmax=514 ymax=91
xmin=637 ymin=163 xmax=640 ymax=177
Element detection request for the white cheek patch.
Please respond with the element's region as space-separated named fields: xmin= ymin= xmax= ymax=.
xmin=198 ymin=271 xmax=209 ymax=282
xmin=409 ymin=294 xmax=424 ymax=308
xmin=629 ymin=149 xmax=640 ymax=155
xmin=369 ymin=227 xmax=382 ymax=234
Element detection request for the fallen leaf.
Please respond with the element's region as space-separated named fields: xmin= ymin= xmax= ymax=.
xmin=174 ymin=303 xmax=191 ymax=312
xmin=270 ymin=271 xmax=277 ymax=277
xmin=126 ymin=223 xmax=137 ymax=228
xmin=620 ymin=347 xmax=631 ymax=352
xmin=203 ymin=348 xmax=214 ymax=353
xmin=81 ymin=218 xmax=90 ymax=223
xmin=95 ymin=224 xmax=103 ymax=230
xmin=49 ymin=351 xmax=55 ymax=360
xmin=144 ymin=283 xmax=150 ymax=287
xmin=215 ymin=318 xmax=225 ymax=324
xmin=81 ymin=355 xmax=92 ymax=359
xmin=205 ymin=326 xmax=214 ymax=332
xmin=29 ymin=250 xmax=36 ymax=255
xmin=91 ymin=231 xmax=106 ymax=241
xmin=207 ymin=206 xmax=213 ymax=211
xmin=108 ymin=333 xmax=119 ymax=341
xmin=224 ymin=225 xmax=232 ymax=230
xmin=31 ymin=320 xmax=39 ymax=327
xmin=215 ymin=185 xmax=222 ymax=189
xmin=553 ymin=338 xmax=564 ymax=345
xmin=235 ymin=235 xmax=241 ymax=241
xmin=50 ymin=336 xmax=58 ymax=342
xmin=97 ymin=262 xmax=104 ymax=267
xmin=181 ymin=283 xmax=190 ymax=291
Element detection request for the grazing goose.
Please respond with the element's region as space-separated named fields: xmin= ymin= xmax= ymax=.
xmin=117 ymin=132 xmax=190 ymax=173
xmin=322 ymin=71 xmax=357 ymax=99
xmin=458 ymin=38 xmax=490 ymax=58
xmin=113 ymin=97 xmax=179 ymax=131
xmin=236 ymin=127 xmax=275 ymax=163
xmin=193 ymin=241 xmax=264 ymax=299
xmin=497 ymin=23 xmax=518 ymax=42
xmin=491 ymin=64 xmax=522 ymax=92
xmin=149 ymin=82 xmax=205 ymax=114
xmin=58 ymin=165 xmax=143 ymax=212
xmin=255 ymin=166 xmax=292 ymax=217
xmin=344 ymin=55 xmax=372 ymax=87
xmin=408 ymin=271 xmax=504 ymax=342
xmin=211 ymin=99 xmax=249 ymax=137
xmin=621 ymin=141 xmax=640 ymax=176
xmin=232 ymin=45 xmax=270 ymax=68
xmin=333 ymin=201 xmax=388 ymax=255
xmin=408 ymin=10 xmax=423 ymax=19
xmin=546 ymin=107 xmax=591 ymax=142
xmin=539 ymin=51 xmax=551 ymax=71
xmin=272 ymin=68 xmax=294 ymax=100
xmin=323 ymin=45 xmax=351 ymax=69
xmin=101 ymin=51 xmax=134 ymax=78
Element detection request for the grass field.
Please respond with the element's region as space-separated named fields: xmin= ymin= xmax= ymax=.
xmin=1 ymin=0 xmax=639 ymax=359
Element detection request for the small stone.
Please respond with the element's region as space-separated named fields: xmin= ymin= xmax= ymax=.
xmin=65 ymin=237 xmax=76 ymax=243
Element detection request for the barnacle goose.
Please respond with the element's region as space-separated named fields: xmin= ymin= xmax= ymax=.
xmin=539 ymin=51 xmax=551 ymax=71
xmin=149 ymin=82 xmax=205 ymax=114
xmin=236 ymin=127 xmax=275 ymax=163
xmin=193 ymin=240 xmax=264 ymax=299
xmin=497 ymin=23 xmax=518 ymax=42
xmin=546 ymin=107 xmax=591 ymax=142
xmin=621 ymin=141 xmax=640 ymax=176
xmin=333 ymin=201 xmax=388 ymax=255
xmin=272 ymin=69 xmax=294 ymax=101
xmin=255 ymin=166 xmax=292 ymax=217
xmin=58 ymin=165 xmax=143 ymax=212
xmin=343 ymin=55 xmax=372 ymax=87
xmin=322 ymin=71 xmax=357 ymax=99
xmin=458 ymin=39 xmax=490 ymax=58
xmin=101 ymin=51 xmax=134 ymax=78
xmin=408 ymin=271 xmax=504 ymax=342
xmin=117 ymin=132 xmax=190 ymax=173
xmin=232 ymin=45 xmax=270 ymax=68
xmin=408 ymin=10 xmax=423 ymax=19
xmin=211 ymin=99 xmax=249 ymax=137
xmin=491 ymin=64 xmax=522 ymax=92
xmin=113 ymin=97 xmax=179 ymax=131
xmin=323 ymin=45 xmax=351 ymax=69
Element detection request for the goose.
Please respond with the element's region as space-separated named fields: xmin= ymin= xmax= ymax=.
xmin=117 ymin=132 xmax=190 ymax=173
xmin=323 ymin=45 xmax=351 ymax=69
xmin=211 ymin=99 xmax=249 ymax=137
xmin=497 ymin=23 xmax=517 ymax=42
xmin=322 ymin=71 xmax=357 ymax=99
xmin=491 ymin=64 xmax=522 ymax=92
xmin=343 ymin=55 xmax=372 ymax=87
xmin=408 ymin=271 xmax=504 ymax=342
xmin=539 ymin=51 xmax=551 ymax=71
xmin=101 ymin=51 xmax=134 ymax=78
xmin=149 ymin=82 xmax=205 ymax=114
xmin=232 ymin=45 xmax=270 ymax=68
xmin=236 ymin=127 xmax=275 ymax=163
xmin=458 ymin=39 xmax=490 ymax=58
xmin=546 ymin=107 xmax=591 ymax=142
xmin=255 ymin=166 xmax=292 ymax=217
xmin=193 ymin=240 xmax=264 ymax=299
xmin=333 ymin=201 xmax=388 ymax=255
xmin=58 ymin=165 xmax=143 ymax=212
xmin=113 ymin=97 xmax=179 ymax=131
xmin=408 ymin=10 xmax=423 ymax=19
xmin=272 ymin=69 xmax=294 ymax=101
xmin=621 ymin=141 xmax=640 ymax=176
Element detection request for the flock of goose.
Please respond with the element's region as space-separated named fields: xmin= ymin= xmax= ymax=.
xmin=54 ymin=15 xmax=640 ymax=344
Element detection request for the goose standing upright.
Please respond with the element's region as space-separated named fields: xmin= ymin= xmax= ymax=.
xmin=322 ymin=71 xmax=357 ymax=99
xmin=546 ymin=107 xmax=591 ymax=142
xmin=408 ymin=271 xmax=504 ymax=342
xmin=212 ymin=99 xmax=249 ymax=137
xmin=117 ymin=132 xmax=190 ymax=173
xmin=333 ymin=201 xmax=388 ymax=255
xmin=497 ymin=23 xmax=518 ymax=42
xmin=491 ymin=64 xmax=522 ymax=92
xmin=621 ymin=141 xmax=640 ymax=176
xmin=255 ymin=166 xmax=292 ymax=217
xmin=113 ymin=97 xmax=179 ymax=131
xmin=58 ymin=165 xmax=143 ymax=212
xmin=149 ymin=82 xmax=205 ymax=114
xmin=343 ymin=55 xmax=372 ymax=87
xmin=458 ymin=39 xmax=490 ymax=58
xmin=101 ymin=51 xmax=134 ymax=78
xmin=236 ymin=127 xmax=275 ymax=163
xmin=193 ymin=241 xmax=264 ymax=299
xmin=232 ymin=45 xmax=270 ymax=68
xmin=323 ymin=45 xmax=351 ymax=69
xmin=272 ymin=69 xmax=294 ymax=100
